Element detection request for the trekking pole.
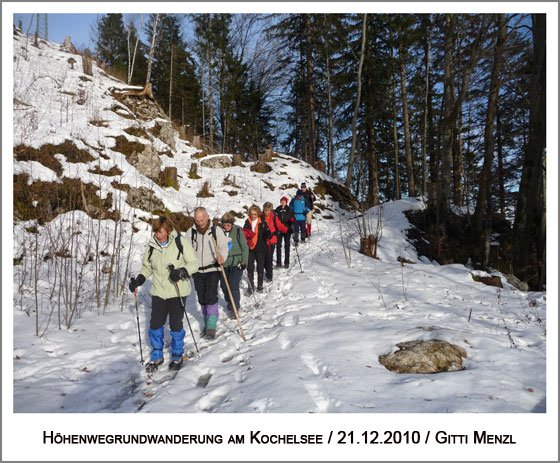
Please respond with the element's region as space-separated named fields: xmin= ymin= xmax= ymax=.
xmin=167 ymin=265 xmax=200 ymax=355
xmin=293 ymin=233 xmax=304 ymax=273
xmin=131 ymin=285 xmax=144 ymax=365
xmin=210 ymin=236 xmax=247 ymax=341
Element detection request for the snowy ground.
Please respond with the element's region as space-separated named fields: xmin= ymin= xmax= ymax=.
xmin=11 ymin=198 xmax=548 ymax=414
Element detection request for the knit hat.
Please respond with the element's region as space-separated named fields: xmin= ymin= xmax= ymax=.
xmin=296 ymin=189 xmax=303 ymax=197
xmin=300 ymin=183 xmax=307 ymax=188
xmin=280 ymin=196 xmax=288 ymax=203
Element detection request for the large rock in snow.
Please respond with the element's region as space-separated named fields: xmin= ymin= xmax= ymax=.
xmin=378 ymin=339 xmax=467 ymax=374
xmin=201 ymin=155 xmax=233 ymax=169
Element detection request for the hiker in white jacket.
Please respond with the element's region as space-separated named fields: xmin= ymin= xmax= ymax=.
xmin=189 ymin=207 xmax=229 ymax=339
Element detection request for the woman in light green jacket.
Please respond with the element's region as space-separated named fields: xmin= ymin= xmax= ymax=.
xmin=129 ymin=216 xmax=199 ymax=372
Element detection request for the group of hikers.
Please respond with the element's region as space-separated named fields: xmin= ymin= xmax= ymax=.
xmin=128 ymin=183 xmax=316 ymax=372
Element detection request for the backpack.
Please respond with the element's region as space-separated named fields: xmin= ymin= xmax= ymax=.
xmin=147 ymin=233 xmax=184 ymax=262
xmin=190 ymin=224 xmax=218 ymax=251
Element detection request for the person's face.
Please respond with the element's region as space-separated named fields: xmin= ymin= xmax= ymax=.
xmin=249 ymin=211 xmax=258 ymax=220
xmin=223 ymin=223 xmax=233 ymax=232
xmin=301 ymin=187 xmax=307 ymax=192
xmin=281 ymin=200 xmax=287 ymax=207
xmin=264 ymin=209 xmax=271 ymax=217
xmin=155 ymin=227 xmax=169 ymax=243
xmin=195 ymin=211 xmax=210 ymax=228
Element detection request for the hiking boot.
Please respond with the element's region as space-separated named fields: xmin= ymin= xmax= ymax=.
xmin=245 ymin=288 xmax=254 ymax=296
xmin=168 ymin=357 xmax=183 ymax=370
xmin=205 ymin=329 xmax=216 ymax=340
xmin=257 ymin=286 xmax=264 ymax=293
xmin=284 ymin=263 xmax=289 ymax=269
xmin=227 ymin=309 xmax=236 ymax=320
xmin=294 ymin=241 xmax=299 ymax=247
xmin=145 ymin=358 xmax=164 ymax=372
xmin=276 ymin=263 xmax=283 ymax=268
xmin=265 ymin=276 xmax=273 ymax=283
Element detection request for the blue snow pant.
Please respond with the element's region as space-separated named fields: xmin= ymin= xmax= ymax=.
xmin=148 ymin=296 xmax=186 ymax=361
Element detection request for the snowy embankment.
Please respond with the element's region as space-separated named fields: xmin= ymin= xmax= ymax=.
xmin=10 ymin=29 xmax=546 ymax=415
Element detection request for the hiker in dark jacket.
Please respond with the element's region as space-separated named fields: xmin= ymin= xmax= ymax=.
xmin=129 ymin=216 xmax=199 ymax=372
xmin=289 ymin=190 xmax=309 ymax=245
xmin=275 ymin=197 xmax=294 ymax=268
xmin=219 ymin=212 xmax=249 ymax=319
xmin=243 ymin=205 xmax=269 ymax=294
xmin=190 ymin=207 xmax=229 ymax=339
xmin=300 ymin=183 xmax=316 ymax=238
xmin=262 ymin=201 xmax=288 ymax=282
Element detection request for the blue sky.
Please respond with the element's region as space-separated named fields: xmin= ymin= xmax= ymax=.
xmin=14 ymin=13 xmax=100 ymax=49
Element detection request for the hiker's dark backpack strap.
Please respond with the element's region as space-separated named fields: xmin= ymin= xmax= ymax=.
xmin=175 ymin=233 xmax=184 ymax=260
xmin=147 ymin=246 xmax=154 ymax=262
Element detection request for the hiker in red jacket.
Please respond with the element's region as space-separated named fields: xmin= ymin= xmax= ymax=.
xmin=244 ymin=205 xmax=268 ymax=294
xmin=262 ymin=201 xmax=288 ymax=283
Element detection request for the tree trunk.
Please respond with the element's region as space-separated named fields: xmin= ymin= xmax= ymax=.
xmin=345 ymin=13 xmax=367 ymax=189
xmin=365 ymin=38 xmax=378 ymax=207
xmin=513 ymin=13 xmax=546 ymax=288
xmin=440 ymin=14 xmax=456 ymax=215
xmin=496 ymin=109 xmax=506 ymax=218
xmin=305 ymin=14 xmax=316 ymax=165
xmin=169 ymin=44 xmax=173 ymax=119
xmin=399 ymin=27 xmax=416 ymax=198
xmin=422 ymin=17 xmax=431 ymax=197
xmin=323 ymin=14 xmax=335 ymax=178
xmin=474 ymin=15 xmax=506 ymax=238
xmin=391 ymin=47 xmax=401 ymax=200
xmin=128 ymin=14 xmax=143 ymax=84
xmin=439 ymin=14 xmax=489 ymax=214
xmin=145 ymin=13 xmax=160 ymax=86
xmin=208 ymin=47 xmax=214 ymax=152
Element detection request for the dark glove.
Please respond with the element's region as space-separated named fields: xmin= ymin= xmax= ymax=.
xmin=237 ymin=262 xmax=246 ymax=270
xmin=129 ymin=274 xmax=146 ymax=293
xmin=169 ymin=267 xmax=189 ymax=283
xmin=290 ymin=217 xmax=295 ymax=223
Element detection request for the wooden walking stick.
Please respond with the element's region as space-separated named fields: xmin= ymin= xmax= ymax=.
xmin=210 ymin=235 xmax=246 ymax=341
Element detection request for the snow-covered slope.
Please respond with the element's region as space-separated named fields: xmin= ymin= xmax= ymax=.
xmin=7 ymin=28 xmax=552 ymax=462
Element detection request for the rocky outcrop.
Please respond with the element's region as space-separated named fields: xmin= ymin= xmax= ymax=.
xmin=201 ymin=155 xmax=232 ymax=169
xmin=378 ymin=340 xmax=467 ymax=374
xmin=128 ymin=145 xmax=163 ymax=181
xmin=126 ymin=186 xmax=165 ymax=212
xmin=154 ymin=120 xmax=176 ymax=151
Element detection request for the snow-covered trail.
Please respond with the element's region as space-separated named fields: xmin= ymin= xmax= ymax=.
xmin=13 ymin=200 xmax=546 ymax=414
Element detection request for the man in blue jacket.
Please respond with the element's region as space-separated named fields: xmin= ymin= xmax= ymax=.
xmin=289 ymin=189 xmax=309 ymax=246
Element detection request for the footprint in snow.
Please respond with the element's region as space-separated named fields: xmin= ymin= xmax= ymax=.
xmin=278 ymin=333 xmax=296 ymax=350
xmin=197 ymin=385 xmax=230 ymax=411
xmin=301 ymin=353 xmax=332 ymax=378
xmin=304 ymin=382 xmax=340 ymax=413
xmin=219 ymin=350 xmax=236 ymax=363
xmin=249 ymin=397 xmax=274 ymax=412
xmin=281 ymin=314 xmax=299 ymax=327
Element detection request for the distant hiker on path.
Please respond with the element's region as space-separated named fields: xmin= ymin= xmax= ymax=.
xmin=244 ymin=205 xmax=270 ymax=294
xmin=190 ymin=207 xmax=230 ymax=339
xmin=300 ymin=183 xmax=316 ymax=238
xmin=262 ymin=202 xmax=288 ymax=283
xmin=275 ymin=196 xmax=294 ymax=268
xmin=129 ymin=216 xmax=199 ymax=372
xmin=289 ymin=189 xmax=310 ymax=246
xmin=219 ymin=212 xmax=249 ymax=319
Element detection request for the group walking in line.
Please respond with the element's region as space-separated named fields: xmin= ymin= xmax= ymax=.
xmin=129 ymin=183 xmax=316 ymax=372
